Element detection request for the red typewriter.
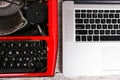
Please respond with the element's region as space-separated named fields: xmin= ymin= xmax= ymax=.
xmin=0 ymin=0 xmax=58 ymax=77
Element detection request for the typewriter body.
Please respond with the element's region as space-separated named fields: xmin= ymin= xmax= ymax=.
xmin=0 ymin=0 xmax=58 ymax=77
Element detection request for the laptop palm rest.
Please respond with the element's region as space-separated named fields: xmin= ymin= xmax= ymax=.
xmin=63 ymin=42 xmax=120 ymax=76
xmin=102 ymin=44 xmax=120 ymax=71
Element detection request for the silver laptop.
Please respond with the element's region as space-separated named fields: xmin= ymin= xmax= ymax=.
xmin=62 ymin=0 xmax=120 ymax=77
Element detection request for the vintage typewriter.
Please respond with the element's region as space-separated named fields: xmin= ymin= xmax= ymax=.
xmin=0 ymin=0 xmax=58 ymax=77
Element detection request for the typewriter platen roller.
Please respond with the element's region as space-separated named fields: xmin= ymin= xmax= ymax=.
xmin=0 ymin=0 xmax=48 ymax=36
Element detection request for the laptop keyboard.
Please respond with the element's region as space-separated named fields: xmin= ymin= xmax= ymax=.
xmin=75 ymin=9 xmax=120 ymax=41
xmin=0 ymin=40 xmax=47 ymax=73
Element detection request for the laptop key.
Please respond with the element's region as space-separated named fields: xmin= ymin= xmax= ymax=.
xmin=108 ymin=25 xmax=113 ymax=29
xmin=82 ymin=36 xmax=86 ymax=41
xmin=91 ymin=25 xmax=96 ymax=29
xmin=118 ymin=19 xmax=120 ymax=23
xmin=95 ymin=19 xmax=100 ymax=23
xmin=97 ymin=25 xmax=102 ymax=29
xmin=89 ymin=30 xmax=93 ymax=34
xmin=75 ymin=10 xmax=80 ymax=12
xmin=81 ymin=14 xmax=86 ymax=18
xmin=92 ymin=14 xmax=97 ymax=18
xmin=109 ymin=14 xmax=114 ymax=18
xmin=117 ymin=30 xmax=120 ymax=34
xmin=111 ymin=30 xmax=116 ymax=34
xmin=76 ymin=36 xmax=81 ymax=41
xmin=90 ymin=19 xmax=94 ymax=23
xmin=107 ymin=19 xmax=111 ymax=23
xmin=100 ymin=36 xmax=120 ymax=41
xmin=76 ymin=24 xmax=84 ymax=29
xmin=84 ymin=19 xmax=89 ymax=23
xmin=87 ymin=14 xmax=91 ymax=18
xmin=98 ymin=14 xmax=103 ymax=18
xmin=81 ymin=10 xmax=86 ymax=13
xmin=93 ymin=36 xmax=99 ymax=41
xmin=104 ymin=10 xmax=109 ymax=13
xmin=87 ymin=10 xmax=92 ymax=13
xmin=106 ymin=30 xmax=110 ymax=34
xmin=110 ymin=10 xmax=115 ymax=13
xmin=103 ymin=25 xmax=107 ymax=29
xmin=112 ymin=19 xmax=117 ymax=23
xmin=104 ymin=14 xmax=108 ymax=18
xmin=116 ymin=10 xmax=120 ymax=13
xmin=94 ymin=30 xmax=99 ymax=34
xmin=75 ymin=14 xmax=80 ymax=18
xmin=76 ymin=30 xmax=87 ymax=35
xmin=86 ymin=25 xmax=90 ymax=29
xmin=76 ymin=19 xmax=83 ymax=23
xmin=114 ymin=25 xmax=118 ymax=29
xmin=99 ymin=10 xmax=103 ymax=13
xmin=100 ymin=30 xmax=104 ymax=34
xmin=115 ymin=14 xmax=119 ymax=18
xmin=93 ymin=10 xmax=98 ymax=13
xmin=101 ymin=19 xmax=105 ymax=23
xmin=87 ymin=36 xmax=92 ymax=41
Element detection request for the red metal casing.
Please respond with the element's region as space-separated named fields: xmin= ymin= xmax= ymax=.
xmin=0 ymin=0 xmax=58 ymax=77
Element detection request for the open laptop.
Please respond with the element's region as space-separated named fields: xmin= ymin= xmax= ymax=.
xmin=62 ymin=0 xmax=120 ymax=76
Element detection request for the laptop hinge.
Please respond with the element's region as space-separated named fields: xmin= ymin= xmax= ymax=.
xmin=74 ymin=0 xmax=120 ymax=4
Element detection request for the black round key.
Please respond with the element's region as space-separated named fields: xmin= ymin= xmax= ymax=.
xmin=26 ymin=2 xmax=48 ymax=24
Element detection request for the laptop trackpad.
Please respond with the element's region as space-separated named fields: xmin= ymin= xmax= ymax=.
xmin=102 ymin=43 xmax=120 ymax=71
